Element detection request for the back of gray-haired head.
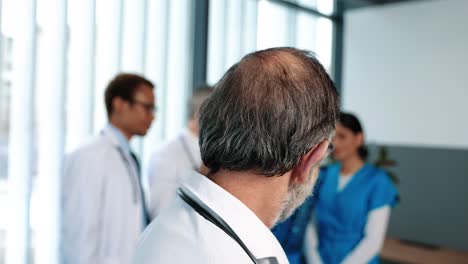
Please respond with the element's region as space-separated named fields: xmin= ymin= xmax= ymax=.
xmin=199 ymin=47 xmax=339 ymax=176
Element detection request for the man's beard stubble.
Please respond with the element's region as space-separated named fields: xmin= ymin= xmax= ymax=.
xmin=274 ymin=165 xmax=320 ymax=225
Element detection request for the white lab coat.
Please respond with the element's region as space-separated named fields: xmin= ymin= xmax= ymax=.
xmin=133 ymin=172 xmax=290 ymax=264
xmin=146 ymin=129 xmax=201 ymax=219
xmin=61 ymin=126 xmax=145 ymax=264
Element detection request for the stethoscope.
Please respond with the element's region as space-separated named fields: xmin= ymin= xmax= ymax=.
xmin=115 ymin=147 xmax=140 ymax=203
xmin=116 ymin=146 xmax=151 ymax=225
xmin=177 ymin=188 xmax=280 ymax=264
xmin=101 ymin=128 xmax=150 ymax=224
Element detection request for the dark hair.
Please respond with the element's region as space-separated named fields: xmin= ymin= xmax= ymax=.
xmin=188 ymin=84 xmax=213 ymax=119
xmin=199 ymin=47 xmax=340 ymax=176
xmin=339 ymin=112 xmax=368 ymax=160
xmin=104 ymin=73 xmax=154 ymax=117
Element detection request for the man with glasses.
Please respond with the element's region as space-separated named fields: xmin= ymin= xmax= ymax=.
xmin=61 ymin=73 xmax=155 ymax=264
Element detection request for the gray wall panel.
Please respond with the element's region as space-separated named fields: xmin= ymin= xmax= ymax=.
xmin=369 ymin=145 xmax=468 ymax=251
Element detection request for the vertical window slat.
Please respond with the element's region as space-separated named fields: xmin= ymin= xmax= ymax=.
xmin=34 ymin=0 xmax=67 ymax=262
xmin=6 ymin=0 xmax=37 ymax=263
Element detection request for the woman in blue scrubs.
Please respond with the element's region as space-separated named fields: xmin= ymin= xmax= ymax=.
xmin=305 ymin=112 xmax=398 ymax=264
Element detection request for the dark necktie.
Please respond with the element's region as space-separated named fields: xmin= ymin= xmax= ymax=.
xmin=130 ymin=152 xmax=151 ymax=227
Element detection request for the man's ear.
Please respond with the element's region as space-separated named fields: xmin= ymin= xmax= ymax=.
xmin=291 ymin=141 xmax=330 ymax=184
xmin=356 ymin=132 xmax=364 ymax=146
xmin=112 ymin=97 xmax=125 ymax=114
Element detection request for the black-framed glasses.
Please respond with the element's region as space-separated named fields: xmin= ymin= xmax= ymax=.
xmin=131 ymin=99 xmax=157 ymax=114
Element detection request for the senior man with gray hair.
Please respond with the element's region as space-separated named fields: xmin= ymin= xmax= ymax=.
xmin=133 ymin=47 xmax=339 ymax=264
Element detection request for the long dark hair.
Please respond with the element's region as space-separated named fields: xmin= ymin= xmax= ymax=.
xmin=339 ymin=112 xmax=368 ymax=160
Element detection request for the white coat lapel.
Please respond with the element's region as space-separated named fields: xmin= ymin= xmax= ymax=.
xmin=101 ymin=127 xmax=140 ymax=203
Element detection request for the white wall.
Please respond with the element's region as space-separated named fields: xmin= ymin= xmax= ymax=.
xmin=342 ymin=0 xmax=468 ymax=149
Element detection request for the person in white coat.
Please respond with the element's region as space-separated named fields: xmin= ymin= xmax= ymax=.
xmin=133 ymin=47 xmax=340 ymax=264
xmin=146 ymin=85 xmax=212 ymax=219
xmin=61 ymin=73 xmax=156 ymax=264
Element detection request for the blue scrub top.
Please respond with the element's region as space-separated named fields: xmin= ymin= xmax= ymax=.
xmin=272 ymin=176 xmax=325 ymax=264
xmin=315 ymin=163 xmax=398 ymax=264
xmin=273 ymin=195 xmax=316 ymax=264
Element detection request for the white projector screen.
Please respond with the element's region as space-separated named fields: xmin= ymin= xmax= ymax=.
xmin=342 ymin=0 xmax=468 ymax=149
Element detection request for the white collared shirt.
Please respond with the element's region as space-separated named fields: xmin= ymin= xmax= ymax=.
xmin=146 ymin=129 xmax=202 ymax=219
xmin=133 ymin=172 xmax=290 ymax=264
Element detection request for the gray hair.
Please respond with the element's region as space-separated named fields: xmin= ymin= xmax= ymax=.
xmin=199 ymin=47 xmax=339 ymax=176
